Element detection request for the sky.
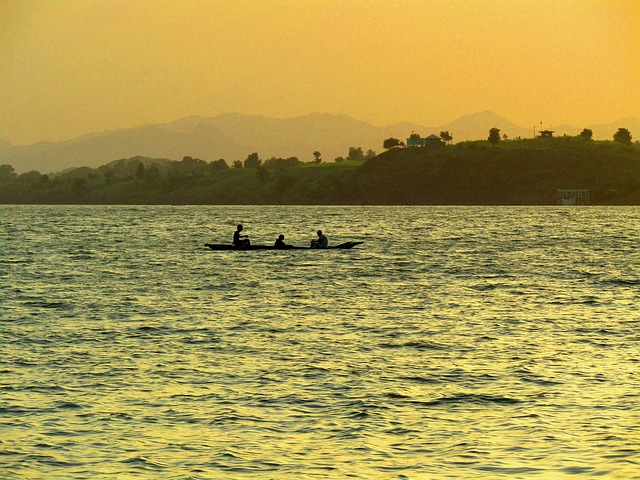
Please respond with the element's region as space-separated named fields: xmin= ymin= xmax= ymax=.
xmin=1 ymin=0 xmax=639 ymax=145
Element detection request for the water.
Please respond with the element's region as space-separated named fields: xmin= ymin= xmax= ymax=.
xmin=1 ymin=205 xmax=639 ymax=479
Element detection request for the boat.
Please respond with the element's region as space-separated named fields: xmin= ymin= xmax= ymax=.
xmin=204 ymin=241 xmax=364 ymax=251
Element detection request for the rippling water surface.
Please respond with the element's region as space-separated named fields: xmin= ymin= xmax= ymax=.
xmin=1 ymin=205 xmax=639 ymax=479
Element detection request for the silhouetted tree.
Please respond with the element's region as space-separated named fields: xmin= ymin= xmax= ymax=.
xmin=488 ymin=128 xmax=501 ymax=145
xmin=613 ymin=128 xmax=632 ymax=145
xmin=178 ymin=156 xmax=208 ymax=174
xmin=209 ymin=159 xmax=229 ymax=171
xmin=364 ymin=149 xmax=376 ymax=159
xmin=383 ymin=137 xmax=402 ymax=149
xmin=334 ymin=156 xmax=346 ymax=163
xmin=263 ymin=157 xmax=301 ymax=169
xmin=18 ymin=170 xmax=43 ymax=185
xmin=579 ymin=128 xmax=593 ymax=140
xmin=232 ymin=160 xmax=243 ymax=168
xmin=439 ymin=131 xmax=453 ymax=144
xmin=0 ymin=164 xmax=17 ymax=183
xmin=348 ymin=147 xmax=364 ymax=161
xmin=244 ymin=152 xmax=262 ymax=168
xmin=313 ymin=151 xmax=322 ymax=163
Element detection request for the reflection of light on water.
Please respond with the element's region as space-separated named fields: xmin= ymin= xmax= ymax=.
xmin=1 ymin=205 xmax=639 ymax=478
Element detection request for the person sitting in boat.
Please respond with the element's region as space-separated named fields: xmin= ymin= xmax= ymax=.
xmin=310 ymin=230 xmax=328 ymax=249
xmin=233 ymin=224 xmax=250 ymax=248
xmin=274 ymin=234 xmax=291 ymax=249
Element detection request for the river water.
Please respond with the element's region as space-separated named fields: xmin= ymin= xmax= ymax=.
xmin=1 ymin=205 xmax=639 ymax=479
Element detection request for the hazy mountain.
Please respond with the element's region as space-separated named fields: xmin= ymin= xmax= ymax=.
xmin=1 ymin=124 xmax=239 ymax=175
xmin=586 ymin=116 xmax=640 ymax=140
xmin=438 ymin=111 xmax=532 ymax=140
xmin=2 ymin=113 xmax=399 ymax=174
xmin=1 ymin=112 xmax=637 ymax=174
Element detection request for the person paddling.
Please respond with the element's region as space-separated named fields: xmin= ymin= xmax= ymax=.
xmin=274 ymin=234 xmax=291 ymax=249
xmin=233 ymin=224 xmax=251 ymax=248
xmin=310 ymin=230 xmax=328 ymax=249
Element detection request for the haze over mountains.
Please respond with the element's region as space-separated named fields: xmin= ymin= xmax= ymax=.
xmin=2 ymin=111 xmax=638 ymax=174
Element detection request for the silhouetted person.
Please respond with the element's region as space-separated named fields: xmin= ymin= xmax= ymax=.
xmin=274 ymin=234 xmax=290 ymax=249
xmin=311 ymin=230 xmax=328 ymax=249
xmin=233 ymin=224 xmax=250 ymax=248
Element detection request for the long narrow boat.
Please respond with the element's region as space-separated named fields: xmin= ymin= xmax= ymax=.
xmin=204 ymin=241 xmax=363 ymax=251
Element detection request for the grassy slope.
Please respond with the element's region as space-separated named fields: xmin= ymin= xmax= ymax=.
xmin=350 ymin=139 xmax=640 ymax=204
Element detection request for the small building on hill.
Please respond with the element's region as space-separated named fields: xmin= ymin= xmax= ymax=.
xmin=539 ymin=130 xmax=554 ymax=138
xmin=406 ymin=133 xmax=444 ymax=148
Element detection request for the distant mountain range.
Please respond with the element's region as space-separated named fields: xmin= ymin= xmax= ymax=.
xmin=2 ymin=111 xmax=638 ymax=174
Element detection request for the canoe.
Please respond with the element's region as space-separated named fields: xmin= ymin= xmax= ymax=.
xmin=204 ymin=241 xmax=363 ymax=251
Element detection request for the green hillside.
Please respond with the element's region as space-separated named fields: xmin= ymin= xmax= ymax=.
xmin=350 ymin=138 xmax=640 ymax=204
xmin=1 ymin=138 xmax=638 ymax=205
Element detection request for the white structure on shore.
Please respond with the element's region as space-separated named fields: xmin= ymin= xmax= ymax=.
xmin=557 ymin=189 xmax=590 ymax=205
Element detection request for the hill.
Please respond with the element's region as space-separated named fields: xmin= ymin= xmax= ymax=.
xmin=350 ymin=139 xmax=640 ymax=204
xmin=1 ymin=138 xmax=638 ymax=205
xmin=2 ymin=112 xmax=636 ymax=174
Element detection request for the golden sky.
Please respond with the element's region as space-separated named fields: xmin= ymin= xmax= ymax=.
xmin=1 ymin=0 xmax=639 ymax=145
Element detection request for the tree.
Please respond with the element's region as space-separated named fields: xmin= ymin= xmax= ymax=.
xmin=209 ymin=159 xmax=229 ymax=171
xmin=347 ymin=147 xmax=363 ymax=161
xmin=18 ymin=170 xmax=43 ymax=184
xmin=232 ymin=160 xmax=243 ymax=168
xmin=439 ymin=131 xmax=453 ymax=144
xmin=313 ymin=151 xmax=322 ymax=163
xmin=0 ymin=164 xmax=17 ymax=183
xmin=579 ymin=128 xmax=593 ymax=141
xmin=613 ymin=128 xmax=632 ymax=145
xmin=244 ymin=152 xmax=262 ymax=168
xmin=334 ymin=156 xmax=346 ymax=163
xmin=364 ymin=149 xmax=376 ymax=159
xmin=383 ymin=137 xmax=402 ymax=149
xmin=168 ymin=156 xmax=207 ymax=177
xmin=488 ymin=127 xmax=501 ymax=145
xmin=179 ymin=156 xmax=208 ymax=174
xmin=264 ymin=156 xmax=301 ymax=169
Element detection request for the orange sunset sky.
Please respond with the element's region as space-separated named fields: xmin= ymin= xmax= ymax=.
xmin=1 ymin=0 xmax=639 ymax=145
